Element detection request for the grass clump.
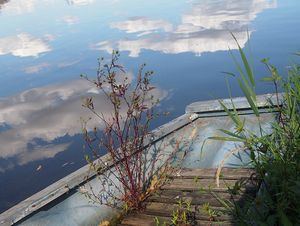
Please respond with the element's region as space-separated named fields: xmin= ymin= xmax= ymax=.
xmin=210 ymin=39 xmax=300 ymax=225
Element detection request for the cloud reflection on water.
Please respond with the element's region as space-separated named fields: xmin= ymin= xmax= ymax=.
xmin=0 ymin=0 xmax=9 ymax=9
xmin=181 ymin=0 xmax=276 ymax=29
xmin=66 ymin=0 xmax=94 ymax=6
xmin=0 ymin=0 xmax=36 ymax=15
xmin=0 ymin=33 xmax=51 ymax=57
xmin=96 ymin=0 xmax=276 ymax=57
xmin=63 ymin=15 xmax=80 ymax=25
xmin=0 ymin=77 xmax=168 ymax=171
xmin=111 ymin=17 xmax=173 ymax=34
xmin=23 ymin=63 xmax=50 ymax=74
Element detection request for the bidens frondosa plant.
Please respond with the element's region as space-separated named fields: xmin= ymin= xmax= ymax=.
xmin=210 ymin=37 xmax=300 ymax=225
xmin=80 ymin=51 xmax=173 ymax=212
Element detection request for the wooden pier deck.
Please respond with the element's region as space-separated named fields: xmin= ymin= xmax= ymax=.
xmin=120 ymin=168 xmax=258 ymax=226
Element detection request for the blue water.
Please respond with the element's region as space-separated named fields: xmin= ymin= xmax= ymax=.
xmin=0 ymin=0 xmax=299 ymax=213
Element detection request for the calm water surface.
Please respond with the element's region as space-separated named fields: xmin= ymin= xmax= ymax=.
xmin=0 ymin=0 xmax=299 ymax=213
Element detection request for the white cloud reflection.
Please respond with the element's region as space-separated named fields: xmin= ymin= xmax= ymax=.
xmin=24 ymin=63 xmax=50 ymax=74
xmin=66 ymin=0 xmax=94 ymax=6
xmin=0 ymin=0 xmax=10 ymax=9
xmin=0 ymin=0 xmax=36 ymax=14
xmin=58 ymin=59 xmax=81 ymax=68
xmin=63 ymin=15 xmax=80 ymax=25
xmin=182 ymin=0 xmax=276 ymax=30
xmin=97 ymin=30 xmax=249 ymax=57
xmin=0 ymin=78 xmax=168 ymax=170
xmin=17 ymin=143 xmax=71 ymax=166
xmin=0 ymin=33 xmax=51 ymax=57
xmin=111 ymin=17 xmax=173 ymax=34
xmin=95 ymin=0 xmax=276 ymax=57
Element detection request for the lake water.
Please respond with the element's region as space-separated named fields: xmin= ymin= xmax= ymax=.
xmin=0 ymin=0 xmax=299 ymax=213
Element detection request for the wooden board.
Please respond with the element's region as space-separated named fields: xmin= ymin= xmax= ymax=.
xmin=169 ymin=167 xmax=256 ymax=179
xmin=120 ymin=213 xmax=233 ymax=226
xmin=119 ymin=167 xmax=258 ymax=226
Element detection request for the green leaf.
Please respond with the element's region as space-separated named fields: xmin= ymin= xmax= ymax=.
xmin=219 ymin=100 xmax=243 ymax=128
xmin=238 ymin=78 xmax=260 ymax=117
xmin=293 ymin=51 xmax=300 ymax=56
xmin=250 ymin=150 xmax=255 ymax=161
xmin=222 ymin=71 xmax=236 ymax=77
xmin=208 ymin=136 xmax=245 ymax=142
xmin=261 ymin=58 xmax=270 ymax=64
xmin=258 ymin=222 xmax=269 ymax=226
xmin=261 ymin=76 xmax=274 ymax=82
xmin=231 ymin=33 xmax=255 ymax=87
xmin=278 ymin=210 xmax=293 ymax=226
xmin=240 ymin=72 xmax=257 ymax=100
xmin=228 ymin=47 xmax=256 ymax=102
xmin=218 ymin=129 xmax=246 ymax=141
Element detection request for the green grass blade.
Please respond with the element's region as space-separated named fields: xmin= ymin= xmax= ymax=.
xmin=231 ymin=33 xmax=255 ymax=88
xmin=238 ymin=79 xmax=260 ymax=117
xmin=219 ymin=100 xmax=243 ymax=127
xmin=219 ymin=129 xmax=246 ymax=140
xmin=228 ymin=48 xmax=256 ymax=102
xmin=222 ymin=71 xmax=236 ymax=77
xmin=240 ymin=72 xmax=257 ymax=100
xmin=208 ymin=136 xmax=245 ymax=142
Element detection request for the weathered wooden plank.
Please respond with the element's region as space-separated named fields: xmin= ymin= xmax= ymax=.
xmin=161 ymin=178 xmax=257 ymax=191
xmin=147 ymin=193 xmax=248 ymax=207
xmin=121 ymin=214 xmax=168 ymax=226
xmin=169 ymin=167 xmax=256 ymax=179
xmin=120 ymin=167 xmax=258 ymax=225
xmin=121 ymin=213 xmax=233 ymax=226
xmin=151 ymin=189 xmax=255 ymax=200
xmin=144 ymin=202 xmax=231 ymax=221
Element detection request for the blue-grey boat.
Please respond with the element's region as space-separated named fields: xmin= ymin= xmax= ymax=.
xmin=0 ymin=93 xmax=281 ymax=226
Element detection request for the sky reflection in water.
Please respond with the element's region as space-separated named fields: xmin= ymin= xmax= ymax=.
xmin=0 ymin=0 xmax=299 ymax=213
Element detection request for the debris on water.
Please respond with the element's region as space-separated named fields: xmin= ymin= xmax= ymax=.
xmin=61 ymin=162 xmax=69 ymax=167
xmin=36 ymin=165 xmax=42 ymax=171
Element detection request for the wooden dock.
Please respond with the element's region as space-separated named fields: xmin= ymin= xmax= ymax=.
xmin=120 ymin=168 xmax=258 ymax=226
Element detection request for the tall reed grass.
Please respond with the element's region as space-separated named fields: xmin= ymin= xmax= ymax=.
xmin=211 ymin=37 xmax=300 ymax=225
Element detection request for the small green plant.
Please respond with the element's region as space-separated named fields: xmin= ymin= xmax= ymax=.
xmin=209 ymin=36 xmax=300 ymax=225
xmin=154 ymin=199 xmax=196 ymax=226
xmin=201 ymin=202 xmax=220 ymax=222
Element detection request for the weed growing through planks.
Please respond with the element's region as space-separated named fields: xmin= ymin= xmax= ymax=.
xmin=80 ymin=51 xmax=180 ymax=212
xmin=154 ymin=199 xmax=197 ymax=226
